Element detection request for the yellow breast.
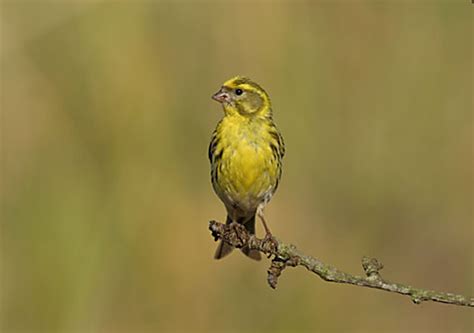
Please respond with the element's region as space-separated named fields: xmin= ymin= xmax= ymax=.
xmin=213 ymin=115 xmax=280 ymax=212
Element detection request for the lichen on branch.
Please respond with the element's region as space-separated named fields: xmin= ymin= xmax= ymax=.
xmin=209 ymin=220 xmax=474 ymax=308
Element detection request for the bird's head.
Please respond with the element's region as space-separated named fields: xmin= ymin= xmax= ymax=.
xmin=212 ymin=76 xmax=272 ymax=118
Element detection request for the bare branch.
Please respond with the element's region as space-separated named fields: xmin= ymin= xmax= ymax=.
xmin=209 ymin=221 xmax=474 ymax=308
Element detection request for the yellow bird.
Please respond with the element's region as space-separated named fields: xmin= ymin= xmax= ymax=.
xmin=209 ymin=76 xmax=285 ymax=260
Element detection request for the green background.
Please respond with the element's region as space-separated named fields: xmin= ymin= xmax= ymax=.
xmin=1 ymin=1 xmax=472 ymax=332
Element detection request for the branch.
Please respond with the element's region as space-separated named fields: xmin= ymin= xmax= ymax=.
xmin=209 ymin=221 xmax=474 ymax=308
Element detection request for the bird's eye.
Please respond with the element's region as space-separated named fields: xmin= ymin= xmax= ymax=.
xmin=235 ymin=88 xmax=243 ymax=96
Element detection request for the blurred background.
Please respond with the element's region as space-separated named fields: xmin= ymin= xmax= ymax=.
xmin=1 ymin=1 xmax=472 ymax=332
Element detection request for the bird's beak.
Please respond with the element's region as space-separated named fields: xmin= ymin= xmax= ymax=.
xmin=212 ymin=89 xmax=230 ymax=103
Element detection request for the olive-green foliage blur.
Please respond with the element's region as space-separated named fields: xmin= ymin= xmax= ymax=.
xmin=1 ymin=1 xmax=472 ymax=333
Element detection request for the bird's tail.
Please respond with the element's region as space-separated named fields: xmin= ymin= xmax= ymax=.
xmin=214 ymin=214 xmax=261 ymax=261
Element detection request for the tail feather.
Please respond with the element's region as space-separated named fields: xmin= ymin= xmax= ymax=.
xmin=241 ymin=245 xmax=261 ymax=261
xmin=214 ymin=214 xmax=261 ymax=261
xmin=214 ymin=240 xmax=234 ymax=259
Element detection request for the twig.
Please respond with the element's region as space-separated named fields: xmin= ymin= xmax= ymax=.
xmin=209 ymin=221 xmax=474 ymax=308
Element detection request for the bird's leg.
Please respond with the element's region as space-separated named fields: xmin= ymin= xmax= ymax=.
xmin=257 ymin=207 xmax=272 ymax=237
xmin=257 ymin=206 xmax=278 ymax=256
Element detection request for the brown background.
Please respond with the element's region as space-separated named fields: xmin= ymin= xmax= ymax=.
xmin=1 ymin=1 xmax=472 ymax=332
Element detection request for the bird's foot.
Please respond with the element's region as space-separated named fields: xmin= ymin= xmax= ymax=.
xmin=262 ymin=232 xmax=279 ymax=258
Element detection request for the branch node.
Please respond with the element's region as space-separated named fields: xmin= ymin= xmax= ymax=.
xmin=286 ymin=256 xmax=300 ymax=267
xmin=267 ymin=257 xmax=287 ymax=289
xmin=362 ymin=256 xmax=384 ymax=280
xmin=411 ymin=294 xmax=423 ymax=305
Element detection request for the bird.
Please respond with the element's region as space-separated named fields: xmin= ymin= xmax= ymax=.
xmin=209 ymin=76 xmax=285 ymax=260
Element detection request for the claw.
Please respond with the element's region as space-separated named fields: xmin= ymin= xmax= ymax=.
xmin=262 ymin=233 xmax=279 ymax=256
